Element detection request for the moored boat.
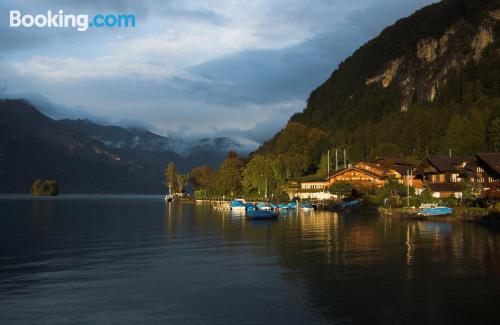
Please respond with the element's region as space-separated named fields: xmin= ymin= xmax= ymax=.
xmin=278 ymin=203 xmax=289 ymax=210
xmin=418 ymin=206 xmax=453 ymax=216
xmin=339 ymin=200 xmax=360 ymax=209
xmin=246 ymin=209 xmax=279 ymax=220
xmin=230 ymin=199 xmax=246 ymax=211
xmin=300 ymin=203 xmax=314 ymax=211
xmin=245 ymin=202 xmax=255 ymax=211
xmin=256 ymin=202 xmax=272 ymax=210
xmin=331 ymin=199 xmax=360 ymax=210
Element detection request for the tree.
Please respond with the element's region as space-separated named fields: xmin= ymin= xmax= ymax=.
xmin=488 ymin=118 xmax=500 ymax=151
xmin=329 ymin=181 xmax=353 ymax=198
xmin=444 ymin=114 xmax=468 ymax=155
xmin=466 ymin=107 xmax=488 ymax=152
xmin=31 ymin=179 xmax=58 ymax=196
xmin=164 ymin=162 xmax=177 ymax=195
xmin=243 ymin=155 xmax=274 ymax=196
xmin=189 ymin=166 xmax=213 ymax=189
xmin=419 ymin=188 xmax=435 ymax=204
xmin=176 ymin=173 xmax=188 ymax=194
xmin=215 ymin=154 xmax=245 ymax=196
xmin=269 ymin=158 xmax=286 ymax=194
xmin=381 ymin=179 xmax=412 ymax=197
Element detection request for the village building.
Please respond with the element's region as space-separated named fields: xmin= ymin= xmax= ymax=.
xmin=426 ymin=182 xmax=464 ymax=199
xmin=370 ymin=157 xmax=423 ymax=189
xmin=326 ymin=165 xmax=385 ymax=188
xmin=300 ymin=180 xmax=327 ymax=191
xmin=356 ymin=162 xmax=386 ymax=177
xmin=371 ymin=157 xmax=413 ymax=169
xmin=415 ymin=156 xmax=472 ymax=183
xmin=287 ymin=153 xmax=499 ymax=201
xmin=475 ymin=153 xmax=500 ymax=188
xmin=287 ymin=179 xmax=333 ymax=200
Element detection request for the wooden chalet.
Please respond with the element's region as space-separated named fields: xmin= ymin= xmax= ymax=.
xmin=426 ymin=182 xmax=464 ymax=199
xmin=475 ymin=153 xmax=500 ymax=187
xmin=371 ymin=157 xmax=413 ymax=169
xmin=326 ymin=165 xmax=385 ymax=188
xmin=300 ymin=179 xmax=327 ymax=191
xmin=371 ymin=157 xmax=422 ymax=189
xmin=415 ymin=156 xmax=472 ymax=183
xmin=356 ymin=162 xmax=386 ymax=177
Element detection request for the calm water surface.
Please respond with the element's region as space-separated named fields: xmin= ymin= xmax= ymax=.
xmin=1 ymin=196 xmax=499 ymax=324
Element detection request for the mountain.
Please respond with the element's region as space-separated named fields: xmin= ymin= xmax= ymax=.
xmin=0 ymin=99 xmax=248 ymax=193
xmin=57 ymin=119 xmax=244 ymax=169
xmin=257 ymin=0 xmax=500 ymax=170
xmin=0 ymin=100 xmax=243 ymax=193
xmin=0 ymin=99 xmax=162 ymax=193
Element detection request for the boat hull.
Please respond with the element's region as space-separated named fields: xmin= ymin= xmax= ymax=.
xmin=246 ymin=210 xmax=279 ymax=220
xmin=418 ymin=207 xmax=453 ymax=216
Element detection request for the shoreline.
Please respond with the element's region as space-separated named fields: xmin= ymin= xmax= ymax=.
xmin=378 ymin=206 xmax=500 ymax=228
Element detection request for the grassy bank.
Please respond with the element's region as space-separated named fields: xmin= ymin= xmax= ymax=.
xmin=378 ymin=206 xmax=500 ymax=226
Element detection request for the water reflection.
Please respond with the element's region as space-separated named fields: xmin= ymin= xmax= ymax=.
xmin=1 ymin=198 xmax=499 ymax=324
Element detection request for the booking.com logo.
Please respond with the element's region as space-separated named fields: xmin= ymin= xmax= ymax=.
xmin=9 ymin=10 xmax=136 ymax=32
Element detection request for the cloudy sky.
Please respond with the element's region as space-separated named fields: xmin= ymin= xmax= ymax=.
xmin=0 ymin=0 xmax=436 ymax=149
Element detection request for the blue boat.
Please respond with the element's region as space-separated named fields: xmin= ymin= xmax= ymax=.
xmin=245 ymin=203 xmax=255 ymax=211
xmin=256 ymin=202 xmax=271 ymax=210
xmin=333 ymin=200 xmax=361 ymax=210
xmin=246 ymin=209 xmax=279 ymax=220
xmin=418 ymin=207 xmax=453 ymax=216
xmin=287 ymin=201 xmax=298 ymax=209
xmin=278 ymin=203 xmax=289 ymax=210
xmin=230 ymin=199 xmax=246 ymax=211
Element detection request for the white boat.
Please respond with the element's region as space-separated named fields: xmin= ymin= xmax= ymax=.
xmin=256 ymin=202 xmax=272 ymax=210
xmin=230 ymin=199 xmax=246 ymax=211
xmin=299 ymin=203 xmax=314 ymax=211
xmin=164 ymin=194 xmax=174 ymax=202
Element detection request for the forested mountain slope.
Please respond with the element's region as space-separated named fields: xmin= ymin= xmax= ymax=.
xmin=257 ymin=0 xmax=500 ymax=176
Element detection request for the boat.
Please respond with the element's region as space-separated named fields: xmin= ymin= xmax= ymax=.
xmin=164 ymin=194 xmax=174 ymax=202
xmin=230 ymin=199 xmax=246 ymax=211
xmin=332 ymin=199 xmax=360 ymax=210
xmin=287 ymin=201 xmax=298 ymax=209
xmin=256 ymin=202 xmax=272 ymax=210
xmin=246 ymin=208 xmax=279 ymax=220
xmin=245 ymin=202 xmax=255 ymax=211
xmin=418 ymin=206 xmax=453 ymax=216
xmin=270 ymin=203 xmax=280 ymax=210
xmin=278 ymin=203 xmax=289 ymax=210
xmin=300 ymin=203 xmax=314 ymax=211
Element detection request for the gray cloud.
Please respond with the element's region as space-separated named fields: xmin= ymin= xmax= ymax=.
xmin=0 ymin=0 xmax=437 ymax=146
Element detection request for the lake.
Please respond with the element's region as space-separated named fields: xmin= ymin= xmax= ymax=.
xmin=1 ymin=196 xmax=499 ymax=324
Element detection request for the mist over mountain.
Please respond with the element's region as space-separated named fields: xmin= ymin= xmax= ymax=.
xmin=0 ymin=99 xmax=246 ymax=193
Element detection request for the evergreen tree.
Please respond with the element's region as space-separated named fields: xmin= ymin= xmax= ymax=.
xmin=488 ymin=118 xmax=500 ymax=151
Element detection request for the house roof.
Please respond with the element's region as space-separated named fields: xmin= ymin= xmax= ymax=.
xmin=327 ymin=166 xmax=385 ymax=180
xmin=371 ymin=157 xmax=413 ymax=167
xmin=301 ymin=179 xmax=327 ymax=184
xmin=425 ymin=156 xmax=472 ymax=173
xmin=389 ymin=164 xmax=414 ymax=176
xmin=476 ymin=153 xmax=500 ymax=175
xmin=427 ymin=182 xmax=464 ymax=192
xmin=356 ymin=162 xmax=387 ymax=175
